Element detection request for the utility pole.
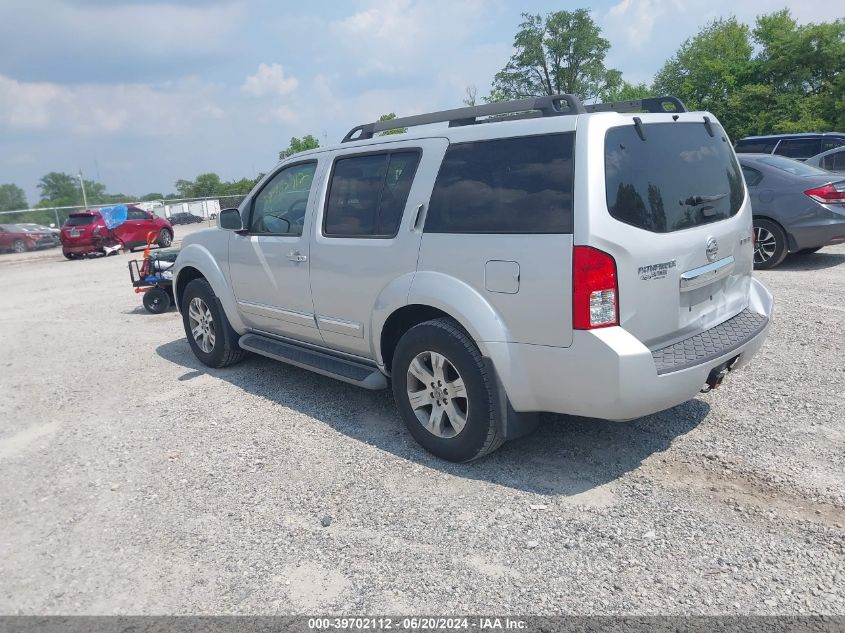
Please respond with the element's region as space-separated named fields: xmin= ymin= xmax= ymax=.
xmin=77 ymin=170 xmax=88 ymax=209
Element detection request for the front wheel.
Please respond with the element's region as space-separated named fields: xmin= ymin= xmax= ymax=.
xmin=181 ymin=278 xmax=245 ymax=368
xmin=157 ymin=228 xmax=173 ymax=248
xmin=753 ymin=219 xmax=788 ymax=269
xmin=13 ymin=239 xmax=27 ymax=253
xmin=391 ymin=318 xmax=504 ymax=462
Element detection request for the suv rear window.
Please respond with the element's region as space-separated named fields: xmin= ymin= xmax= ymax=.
xmin=605 ymin=122 xmax=743 ymax=233
xmin=735 ymin=138 xmax=778 ymax=153
xmin=64 ymin=215 xmax=98 ymax=227
xmin=425 ymin=133 xmax=574 ymax=234
xmin=774 ymin=138 xmax=822 ymax=159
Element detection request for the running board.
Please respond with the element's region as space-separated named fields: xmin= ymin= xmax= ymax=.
xmin=239 ymin=333 xmax=388 ymax=390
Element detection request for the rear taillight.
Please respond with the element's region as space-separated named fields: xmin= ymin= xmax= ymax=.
xmin=804 ymin=183 xmax=845 ymax=204
xmin=573 ymin=246 xmax=618 ymax=329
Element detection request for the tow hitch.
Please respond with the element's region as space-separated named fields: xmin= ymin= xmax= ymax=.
xmin=701 ymin=356 xmax=740 ymax=393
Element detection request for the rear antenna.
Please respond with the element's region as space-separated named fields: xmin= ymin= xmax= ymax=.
xmin=703 ymin=116 xmax=715 ymax=137
xmin=633 ymin=117 xmax=646 ymax=141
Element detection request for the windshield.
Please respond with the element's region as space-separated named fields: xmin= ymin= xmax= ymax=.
xmin=605 ymin=122 xmax=744 ymax=233
xmin=756 ymin=155 xmax=830 ymax=177
xmin=64 ymin=215 xmax=98 ymax=227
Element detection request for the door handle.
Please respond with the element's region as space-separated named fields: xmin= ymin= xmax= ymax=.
xmin=287 ymin=251 xmax=307 ymax=262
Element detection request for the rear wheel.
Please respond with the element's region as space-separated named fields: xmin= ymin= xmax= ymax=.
xmin=181 ymin=278 xmax=245 ymax=368
xmin=143 ymin=287 xmax=171 ymax=314
xmin=392 ymin=318 xmax=504 ymax=462
xmin=157 ymin=228 xmax=173 ymax=248
xmin=12 ymin=239 xmax=27 ymax=253
xmin=63 ymin=252 xmax=78 ymax=260
xmin=753 ymin=219 xmax=788 ymax=269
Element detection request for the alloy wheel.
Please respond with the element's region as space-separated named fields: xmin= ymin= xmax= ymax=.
xmin=188 ymin=297 xmax=215 ymax=353
xmin=406 ymin=350 xmax=469 ymax=439
xmin=753 ymin=226 xmax=777 ymax=265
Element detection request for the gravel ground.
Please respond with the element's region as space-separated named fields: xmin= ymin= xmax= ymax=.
xmin=0 ymin=231 xmax=843 ymax=615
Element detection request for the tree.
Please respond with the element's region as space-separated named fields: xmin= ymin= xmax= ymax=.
xmin=0 ymin=184 xmax=27 ymax=211
xmin=378 ymin=113 xmax=407 ymax=135
xmin=279 ymin=135 xmax=320 ymax=160
xmin=462 ymin=85 xmax=478 ymax=107
xmin=653 ymin=11 xmax=845 ymax=138
xmin=492 ymin=10 xmax=620 ymax=102
xmin=37 ymin=172 xmax=81 ymax=207
xmin=139 ymin=192 xmax=165 ymax=201
xmin=652 ymin=17 xmax=753 ymax=132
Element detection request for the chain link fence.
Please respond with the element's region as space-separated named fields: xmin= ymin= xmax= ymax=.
xmin=0 ymin=194 xmax=250 ymax=230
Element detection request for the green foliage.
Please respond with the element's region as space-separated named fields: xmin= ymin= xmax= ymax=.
xmin=653 ymin=11 xmax=845 ymax=139
xmin=139 ymin=192 xmax=165 ymax=201
xmin=171 ymin=172 xmax=261 ymax=199
xmin=279 ymin=134 xmax=320 ymax=160
xmin=378 ymin=112 xmax=407 ymax=135
xmin=0 ymin=184 xmax=27 ymax=211
xmin=492 ymin=10 xmax=620 ymax=102
xmin=602 ymin=79 xmax=655 ymax=103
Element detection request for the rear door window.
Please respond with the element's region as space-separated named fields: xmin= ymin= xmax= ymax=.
xmin=324 ymin=151 xmax=420 ymax=238
xmin=425 ymin=133 xmax=574 ymax=234
xmin=605 ymin=122 xmax=744 ymax=233
xmin=774 ymin=138 xmax=822 ymax=160
xmin=741 ymin=166 xmax=763 ymax=187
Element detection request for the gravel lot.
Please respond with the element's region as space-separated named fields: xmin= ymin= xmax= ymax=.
xmin=0 ymin=228 xmax=843 ymax=615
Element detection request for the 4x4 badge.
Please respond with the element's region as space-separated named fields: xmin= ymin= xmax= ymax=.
xmin=706 ymin=237 xmax=719 ymax=263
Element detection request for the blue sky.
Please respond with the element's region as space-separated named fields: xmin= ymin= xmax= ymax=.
xmin=0 ymin=0 xmax=834 ymax=205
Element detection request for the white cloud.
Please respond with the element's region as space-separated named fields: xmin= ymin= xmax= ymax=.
xmin=328 ymin=0 xmax=492 ymax=76
xmin=241 ymin=63 xmax=298 ymax=97
xmin=604 ymin=0 xmax=667 ymax=50
xmin=0 ymin=74 xmax=225 ymax=137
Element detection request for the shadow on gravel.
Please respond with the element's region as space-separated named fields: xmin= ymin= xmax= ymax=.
xmin=156 ymin=338 xmax=710 ymax=497
xmin=777 ymin=251 xmax=845 ymax=271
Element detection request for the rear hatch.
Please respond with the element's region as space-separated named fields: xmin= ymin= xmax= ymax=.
xmin=591 ymin=118 xmax=753 ymax=349
xmin=61 ymin=213 xmax=101 ymax=244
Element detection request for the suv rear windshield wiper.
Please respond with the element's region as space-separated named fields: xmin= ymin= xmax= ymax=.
xmin=680 ymin=192 xmax=729 ymax=206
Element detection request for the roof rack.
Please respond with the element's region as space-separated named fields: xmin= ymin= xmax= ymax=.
xmin=341 ymin=94 xmax=687 ymax=143
xmin=584 ymin=96 xmax=687 ymax=114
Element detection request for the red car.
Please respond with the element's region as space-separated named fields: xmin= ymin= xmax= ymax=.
xmin=0 ymin=224 xmax=56 ymax=253
xmin=60 ymin=207 xmax=174 ymax=259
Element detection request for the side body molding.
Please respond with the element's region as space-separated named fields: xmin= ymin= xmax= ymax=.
xmin=173 ymin=241 xmax=248 ymax=333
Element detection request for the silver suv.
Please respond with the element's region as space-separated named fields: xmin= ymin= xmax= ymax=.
xmin=173 ymin=95 xmax=773 ymax=462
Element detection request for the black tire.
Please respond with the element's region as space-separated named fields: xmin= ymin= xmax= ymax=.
xmin=391 ymin=318 xmax=504 ymax=462
xmin=796 ymin=246 xmax=823 ymax=255
xmin=63 ymin=252 xmax=77 ymax=260
xmin=143 ymin=287 xmax=171 ymax=314
xmin=12 ymin=239 xmax=27 ymax=253
xmin=181 ymin=278 xmax=245 ymax=368
xmin=753 ymin=218 xmax=788 ymax=270
xmin=157 ymin=228 xmax=173 ymax=248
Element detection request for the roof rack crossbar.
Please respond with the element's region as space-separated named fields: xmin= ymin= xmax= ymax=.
xmin=341 ymin=94 xmax=586 ymax=142
xmin=584 ymin=96 xmax=687 ymax=114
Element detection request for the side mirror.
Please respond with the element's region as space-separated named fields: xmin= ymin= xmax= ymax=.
xmin=218 ymin=208 xmax=243 ymax=231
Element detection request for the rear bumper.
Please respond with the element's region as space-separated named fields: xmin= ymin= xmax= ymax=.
xmin=487 ymin=277 xmax=774 ymax=420
xmin=62 ymin=241 xmax=96 ymax=254
xmin=789 ymin=213 xmax=845 ymax=250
